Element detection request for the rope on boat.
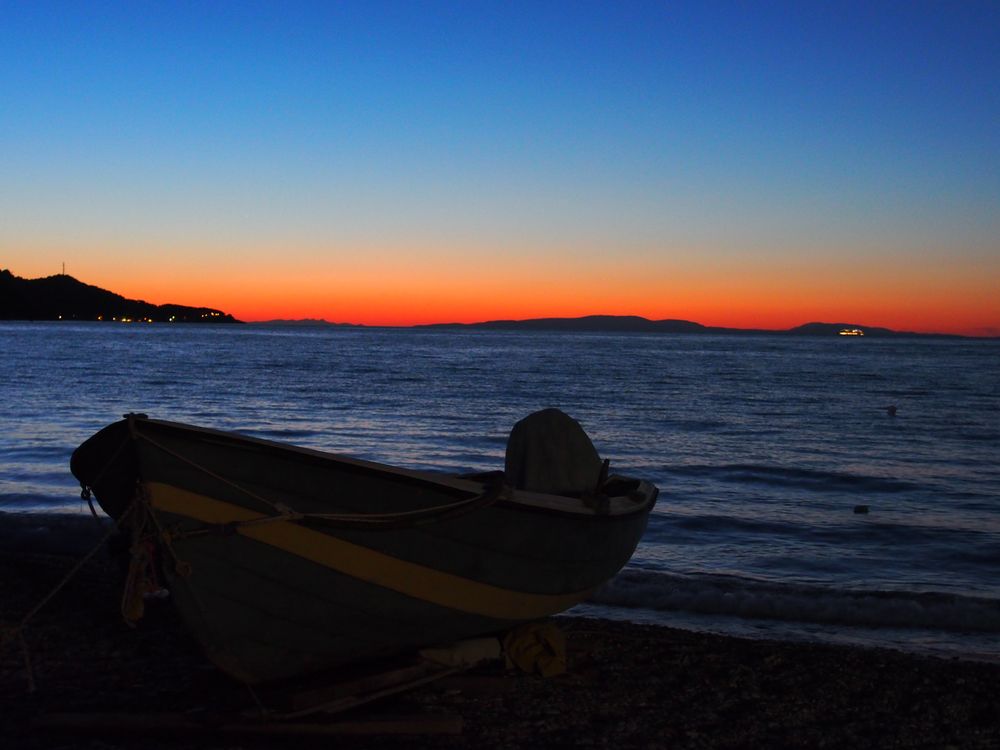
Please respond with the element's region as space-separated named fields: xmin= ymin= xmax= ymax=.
xmin=119 ymin=484 xmax=176 ymax=626
xmin=131 ymin=429 xmax=511 ymax=537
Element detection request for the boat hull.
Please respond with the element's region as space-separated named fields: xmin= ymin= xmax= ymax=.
xmin=71 ymin=416 xmax=657 ymax=684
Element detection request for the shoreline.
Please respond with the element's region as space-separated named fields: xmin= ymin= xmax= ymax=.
xmin=2 ymin=515 xmax=1000 ymax=748
xmin=4 ymin=510 xmax=998 ymax=665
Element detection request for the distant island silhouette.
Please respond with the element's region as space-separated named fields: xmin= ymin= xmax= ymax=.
xmin=257 ymin=318 xmax=360 ymax=328
xmin=417 ymin=316 xmax=961 ymax=338
xmin=0 ymin=269 xmax=968 ymax=337
xmin=263 ymin=314 xmax=958 ymax=338
xmin=0 ymin=270 xmax=240 ymax=323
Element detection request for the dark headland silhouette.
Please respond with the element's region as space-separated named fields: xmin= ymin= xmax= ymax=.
xmin=0 ymin=269 xmax=240 ymax=323
xmin=0 ymin=269 xmax=967 ymax=337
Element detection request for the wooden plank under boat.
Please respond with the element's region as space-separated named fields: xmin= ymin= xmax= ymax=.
xmin=70 ymin=412 xmax=658 ymax=684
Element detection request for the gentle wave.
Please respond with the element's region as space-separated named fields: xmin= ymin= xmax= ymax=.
xmin=957 ymin=430 xmax=1000 ymax=442
xmin=592 ymin=568 xmax=1000 ymax=633
xmin=0 ymin=494 xmax=94 ymax=516
xmin=665 ymin=463 xmax=919 ymax=493
xmin=652 ymin=513 xmax=998 ymax=545
xmin=0 ymin=445 xmax=74 ymax=461
xmin=250 ymin=428 xmax=323 ymax=439
xmin=0 ymin=492 xmax=62 ymax=508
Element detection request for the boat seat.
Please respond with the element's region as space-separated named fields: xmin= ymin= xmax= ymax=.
xmin=504 ymin=408 xmax=604 ymax=497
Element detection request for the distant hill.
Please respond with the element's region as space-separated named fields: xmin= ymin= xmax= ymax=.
xmin=421 ymin=315 xmax=714 ymax=333
xmin=420 ymin=315 xmax=962 ymax=338
xmin=256 ymin=319 xmax=362 ymax=327
xmin=0 ymin=269 xmax=240 ymax=323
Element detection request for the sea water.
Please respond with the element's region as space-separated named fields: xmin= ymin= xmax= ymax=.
xmin=2 ymin=322 xmax=998 ymax=661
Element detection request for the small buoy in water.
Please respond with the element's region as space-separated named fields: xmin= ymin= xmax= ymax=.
xmin=854 ymin=505 xmax=870 ymax=514
xmin=886 ymin=405 xmax=897 ymax=417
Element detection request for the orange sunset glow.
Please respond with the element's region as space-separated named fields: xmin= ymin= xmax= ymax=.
xmin=9 ymin=245 xmax=990 ymax=336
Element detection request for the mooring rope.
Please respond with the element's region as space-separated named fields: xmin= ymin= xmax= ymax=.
xmin=2 ymin=431 xmax=139 ymax=693
xmin=0 ymin=503 xmax=135 ymax=692
xmin=78 ymin=432 xmax=131 ymax=522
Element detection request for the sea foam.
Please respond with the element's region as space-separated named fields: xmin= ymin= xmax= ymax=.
xmin=592 ymin=568 xmax=1000 ymax=633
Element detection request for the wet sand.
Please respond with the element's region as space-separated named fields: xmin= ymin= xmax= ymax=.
xmin=2 ymin=513 xmax=999 ymax=749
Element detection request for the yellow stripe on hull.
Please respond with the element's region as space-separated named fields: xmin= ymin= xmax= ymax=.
xmin=147 ymin=481 xmax=592 ymax=621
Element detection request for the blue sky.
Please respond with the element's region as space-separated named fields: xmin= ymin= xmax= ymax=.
xmin=2 ymin=1 xmax=998 ymax=331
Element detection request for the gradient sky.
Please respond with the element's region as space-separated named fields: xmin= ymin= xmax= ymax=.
xmin=2 ymin=1 xmax=998 ymax=334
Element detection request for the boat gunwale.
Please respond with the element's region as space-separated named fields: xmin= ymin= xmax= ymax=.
xmin=130 ymin=417 xmax=658 ymax=519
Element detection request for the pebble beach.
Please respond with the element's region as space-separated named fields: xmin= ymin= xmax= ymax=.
xmin=2 ymin=513 xmax=999 ymax=749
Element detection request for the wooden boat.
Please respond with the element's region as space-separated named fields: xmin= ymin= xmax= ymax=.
xmin=70 ymin=411 xmax=657 ymax=684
